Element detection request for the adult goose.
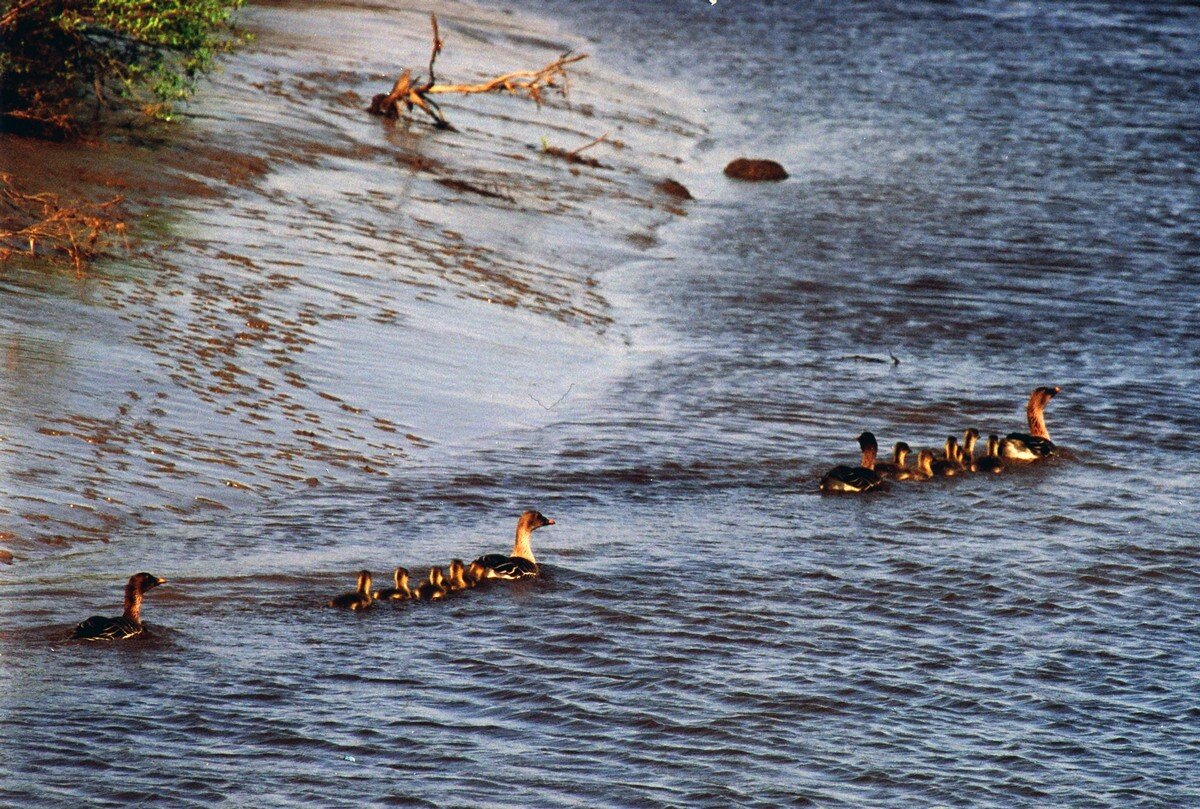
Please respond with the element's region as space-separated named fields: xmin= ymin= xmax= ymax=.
xmin=1003 ymin=386 xmax=1061 ymax=461
xmin=819 ymin=432 xmax=887 ymax=494
xmin=472 ymin=511 xmax=555 ymax=580
xmin=71 ymin=572 xmax=167 ymax=641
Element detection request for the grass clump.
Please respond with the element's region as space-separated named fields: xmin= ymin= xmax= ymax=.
xmin=1 ymin=0 xmax=245 ymax=137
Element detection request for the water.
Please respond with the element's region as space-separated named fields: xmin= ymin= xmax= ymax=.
xmin=3 ymin=1 xmax=1200 ymax=805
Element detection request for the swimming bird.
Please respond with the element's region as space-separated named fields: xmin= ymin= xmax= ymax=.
xmin=976 ymin=434 xmax=1004 ymax=474
xmin=373 ymin=567 xmax=411 ymax=601
xmin=472 ymin=510 xmax=555 ymax=579
xmin=1002 ymin=386 xmax=1060 ymax=461
xmin=465 ymin=560 xmax=487 ymax=587
xmin=960 ymin=428 xmax=981 ymax=472
xmin=446 ymin=559 xmax=469 ymax=592
xmin=414 ymin=566 xmax=448 ymax=600
xmin=329 ymin=570 xmax=373 ymax=611
xmin=901 ymin=449 xmax=936 ymax=481
xmin=930 ymin=436 xmax=961 ymax=477
xmin=71 ymin=572 xmax=167 ymax=641
xmin=819 ymin=431 xmax=888 ymax=493
xmin=874 ymin=441 xmax=912 ymax=478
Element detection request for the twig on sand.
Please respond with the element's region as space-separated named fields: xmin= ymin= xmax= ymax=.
xmin=369 ymin=14 xmax=588 ymax=130
xmin=569 ymin=131 xmax=608 ymax=157
xmin=530 ymin=383 xmax=575 ymax=410
xmin=436 ymin=177 xmax=515 ymax=202
xmin=542 ymin=132 xmax=610 ymax=168
xmin=840 ymin=353 xmax=902 ymax=366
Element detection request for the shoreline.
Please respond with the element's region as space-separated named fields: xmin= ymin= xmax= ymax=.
xmin=0 ymin=0 xmax=707 ymax=565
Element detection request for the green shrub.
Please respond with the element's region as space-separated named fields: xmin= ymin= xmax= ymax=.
xmin=1 ymin=0 xmax=245 ymax=136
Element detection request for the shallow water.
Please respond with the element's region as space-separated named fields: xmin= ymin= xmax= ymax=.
xmin=3 ymin=0 xmax=1200 ymax=806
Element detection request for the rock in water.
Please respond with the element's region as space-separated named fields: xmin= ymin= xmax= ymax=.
xmin=655 ymin=178 xmax=694 ymax=200
xmin=723 ymin=158 xmax=788 ymax=181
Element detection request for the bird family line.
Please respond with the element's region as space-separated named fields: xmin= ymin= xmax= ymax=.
xmin=820 ymin=386 xmax=1060 ymax=494
xmin=69 ymin=387 xmax=1060 ymax=640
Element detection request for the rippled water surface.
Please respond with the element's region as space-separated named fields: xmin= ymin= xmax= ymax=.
xmin=3 ymin=1 xmax=1199 ymax=806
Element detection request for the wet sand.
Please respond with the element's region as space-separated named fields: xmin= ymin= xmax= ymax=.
xmin=0 ymin=0 xmax=702 ymax=559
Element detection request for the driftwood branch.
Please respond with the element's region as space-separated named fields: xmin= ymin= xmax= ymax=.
xmin=369 ymin=13 xmax=588 ymax=130
xmin=424 ymin=53 xmax=587 ymax=102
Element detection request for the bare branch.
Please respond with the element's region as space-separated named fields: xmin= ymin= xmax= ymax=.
xmin=530 ymin=383 xmax=574 ymax=410
xmin=569 ymin=131 xmax=608 ymax=157
xmin=367 ymin=18 xmax=588 ymax=131
xmin=425 ymin=53 xmax=588 ymax=101
xmin=424 ymin=13 xmax=443 ymax=90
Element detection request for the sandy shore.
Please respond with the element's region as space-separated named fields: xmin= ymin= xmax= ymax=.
xmin=0 ymin=0 xmax=704 ymax=561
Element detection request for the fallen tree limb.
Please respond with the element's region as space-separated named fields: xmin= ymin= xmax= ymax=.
xmin=369 ymin=14 xmax=587 ymax=130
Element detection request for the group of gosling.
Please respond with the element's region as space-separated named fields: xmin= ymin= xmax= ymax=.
xmin=68 ymin=511 xmax=555 ymax=639
xmin=328 ymin=509 xmax=553 ymax=611
xmin=68 ymin=386 xmax=1061 ymax=638
xmin=820 ymin=386 xmax=1061 ymax=494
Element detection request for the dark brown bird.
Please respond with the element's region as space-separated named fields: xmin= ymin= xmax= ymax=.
xmin=899 ymin=449 xmax=936 ymax=481
xmin=373 ymin=567 xmax=411 ymax=601
xmin=819 ymin=431 xmax=888 ymax=493
xmin=931 ymin=436 xmax=962 ymax=477
xmin=446 ymin=559 xmax=469 ymax=592
xmin=414 ymin=566 xmax=448 ymax=600
xmin=71 ymin=572 xmax=167 ymax=641
xmin=874 ymin=441 xmax=912 ymax=478
xmin=960 ymin=428 xmax=981 ymax=472
xmin=976 ymin=434 xmax=1005 ymax=474
xmin=329 ymin=570 xmax=373 ymax=611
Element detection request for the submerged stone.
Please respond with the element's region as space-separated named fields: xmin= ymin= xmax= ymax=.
xmin=723 ymin=158 xmax=788 ymax=181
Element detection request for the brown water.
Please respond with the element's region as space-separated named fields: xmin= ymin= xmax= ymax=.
xmin=3 ymin=1 xmax=1200 ymax=806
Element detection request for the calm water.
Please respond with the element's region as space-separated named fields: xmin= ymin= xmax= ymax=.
xmin=3 ymin=1 xmax=1200 ymax=806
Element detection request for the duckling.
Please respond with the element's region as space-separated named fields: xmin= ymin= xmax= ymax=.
xmin=930 ymin=436 xmax=961 ymax=477
xmin=976 ymin=434 xmax=1004 ymax=474
xmin=472 ymin=510 xmax=555 ymax=580
xmin=446 ymin=559 xmax=469 ymax=592
xmin=874 ymin=441 xmax=912 ymax=478
xmin=414 ymin=566 xmax=448 ymax=600
xmin=465 ymin=560 xmax=487 ymax=588
xmin=71 ymin=572 xmax=167 ymax=641
xmin=373 ymin=567 xmax=411 ymax=601
xmin=960 ymin=428 xmax=981 ymax=472
xmin=819 ymin=431 xmax=888 ymax=494
xmin=329 ymin=570 xmax=373 ymax=611
xmin=1002 ymin=385 xmax=1060 ymax=461
xmin=901 ymin=449 xmax=936 ymax=481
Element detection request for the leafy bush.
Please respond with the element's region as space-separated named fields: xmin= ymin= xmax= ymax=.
xmin=1 ymin=0 xmax=245 ymax=136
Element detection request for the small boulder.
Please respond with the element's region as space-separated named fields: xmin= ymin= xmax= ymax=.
xmin=723 ymin=158 xmax=788 ymax=182
xmin=655 ymin=178 xmax=693 ymax=200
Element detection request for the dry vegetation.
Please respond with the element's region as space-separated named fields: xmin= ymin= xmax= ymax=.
xmin=0 ymin=173 xmax=127 ymax=272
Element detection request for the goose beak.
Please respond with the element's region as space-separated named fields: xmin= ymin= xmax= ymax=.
xmin=151 ymin=576 xmax=167 ymax=589
xmin=545 ymin=518 xmax=556 ymax=525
